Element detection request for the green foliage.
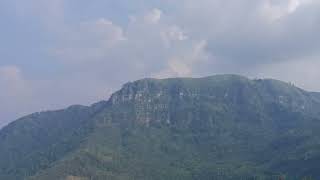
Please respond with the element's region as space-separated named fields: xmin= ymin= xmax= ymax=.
xmin=1 ymin=75 xmax=320 ymax=180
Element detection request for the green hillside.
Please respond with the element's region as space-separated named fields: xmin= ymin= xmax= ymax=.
xmin=1 ymin=75 xmax=320 ymax=180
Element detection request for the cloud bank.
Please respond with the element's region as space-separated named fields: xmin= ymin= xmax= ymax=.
xmin=0 ymin=0 xmax=320 ymax=126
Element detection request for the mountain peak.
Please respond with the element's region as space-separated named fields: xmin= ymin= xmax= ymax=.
xmin=109 ymin=74 xmax=302 ymax=106
xmin=106 ymin=75 xmax=320 ymax=128
xmin=2 ymin=75 xmax=320 ymax=180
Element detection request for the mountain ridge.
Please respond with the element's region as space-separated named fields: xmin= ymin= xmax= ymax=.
xmin=1 ymin=74 xmax=306 ymax=127
xmin=1 ymin=74 xmax=320 ymax=180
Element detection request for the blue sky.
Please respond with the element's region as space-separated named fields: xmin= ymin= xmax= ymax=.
xmin=1 ymin=0 xmax=320 ymax=127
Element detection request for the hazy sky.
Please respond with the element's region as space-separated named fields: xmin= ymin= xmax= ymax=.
xmin=1 ymin=0 xmax=320 ymax=126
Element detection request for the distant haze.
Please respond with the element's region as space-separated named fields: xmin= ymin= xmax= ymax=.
xmin=1 ymin=0 xmax=320 ymax=126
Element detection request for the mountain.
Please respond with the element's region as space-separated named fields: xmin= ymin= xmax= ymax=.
xmin=1 ymin=74 xmax=320 ymax=180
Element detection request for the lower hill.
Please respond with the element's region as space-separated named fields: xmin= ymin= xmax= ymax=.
xmin=1 ymin=75 xmax=320 ymax=180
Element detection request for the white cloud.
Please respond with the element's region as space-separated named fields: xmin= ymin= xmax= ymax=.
xmin=261 ymin=0 xmax=315 ymax=22
xmin=153 ymin=40 xmax=209 ymax=78
xmin=94 ymin=18 xmax=127 ymax=43
xmin=54 ymin=18 xmax=126 ymax=62
xmin=1 ymin=0 xmax=320 ymax=127
xmin=51 ymin=2 xmax=320 ymax=88
xmin=161 ymin=26 xmax=188 ymax=47
xmin=144 ymin=8 xmax=162 ymax=24
xmin=288 ymin=0 xmax=314 ymax=13
xmin=53 ymin=7 xmax=207 ymax=79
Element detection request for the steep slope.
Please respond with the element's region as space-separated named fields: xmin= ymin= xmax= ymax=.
xmin=1 ymin=75 xmax=320 ymax=180
xmin=0 ymin=102 xmax=108 ymax=180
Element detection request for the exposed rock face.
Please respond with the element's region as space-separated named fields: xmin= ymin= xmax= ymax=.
xmin=110 ymin=79 xmax=170 ymax=126
xmin=109 ymin=76 xmax=320 ymax=127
